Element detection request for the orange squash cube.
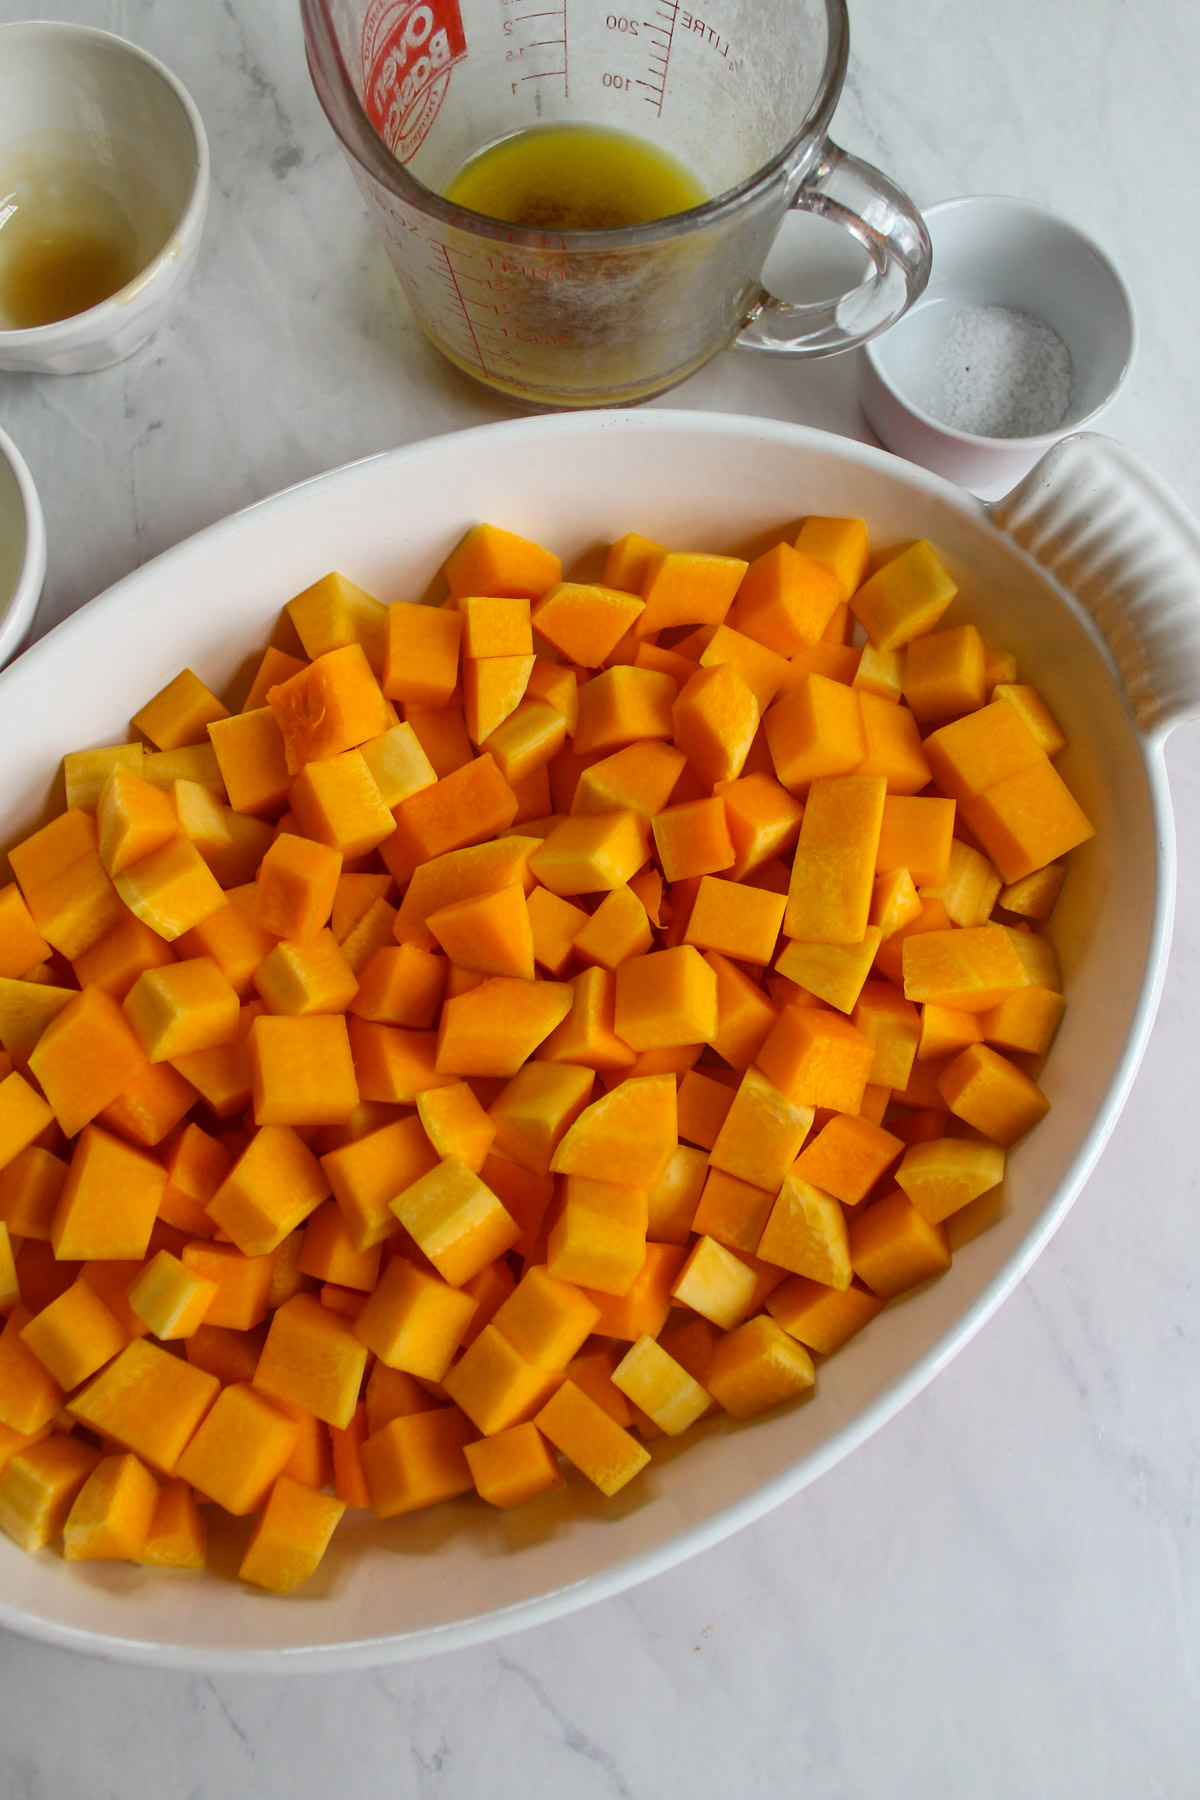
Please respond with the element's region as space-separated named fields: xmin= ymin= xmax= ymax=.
xmin=922 ymin=696 xmax=1045 ymax=802
xmin=127 ymin=1250 xmax=218 ymax=1339
xmin=353 ymin=1255 xmax=477 ymax=1380
xmin=0 ymin=1305 xmax=64 ymax=1433
xmin=637 ymin=549 xmax=747 ymax=637
xmin=253 ymin=1291 xmax=367 ymax=1429
xmin=179 ymin=1241 xmax=273 ymax=1332
xmin=391 ymin=1156 xmax=520 ymax=1287
xmin=851 ymin=540 xmax=957 ymax=651
xmin=766 ymin=1274 xmax=885 ymax=1355
xmin=28 ymin=985 xmax=149 ymax=1140
xmin=573 ymin=666 xmax=676 ymax=758
xmin=238 ymin=1474 xmax=346 ymax=1592
xmin=601 ymin=530 xmax=666 ymax=593
xmin=531 ymin=580 xmax=644 ymax=667
xmin=383 ymin=602 xmax=462 ymax=707
xmin=0 ymin=1068 xmax=55 ymax=1169
xmin=415 ymin=1080 xmax=496 ymax=1172
xmin=795 ymin=516 xmax=871 ymax=600
xmin=545 ymin=1183 xmax=646 ymax=1298
xmin=464 ymin=1421 xmax=564 ymax=1508
xmin=528 ymin=809 xmax=650 ymax=898
xmin=672 ymin=663 xmax=759 ymax=789
xmin=708 ymin=1065 xmax=813 ymax=1192
xmin=425 ymin=882 xmax=534 ymax=981
xmin=133 ymin=669 xmax=229 ymax=751
xmin=757 ymin=1174 xmax=851 ymax=1288
xmin=0 ymin=884 xmax=51 ymax=980
xmin=286 ymin=570 xmax=388 ymax=674
xmin=175 ymin=1381 xmax=300 ymax=1514
xmin=730 ymin=542 xmax=841 ymax=655
xmin=359 ymin=1405 xmax=477 ymax=1517
xmin=444 ymin=523 xmax=561 ymax=601
xmin=289 ymin=748 xmax=396 ymax=857
xmin=611 ymin=1334 xmax=710 ymax=1436
xmin=611 ymin=945 xmax=716 ymax=1051
xmin=383 ymin=755 xmax=519 ymax=888
xmin=115 ymin=834 xmax=227 ymax=944
xmin=690 ymin=1166 xmax=774 ymax=1254
xmin=436 ymin=975 xmax=573 ymax=1079
xmin=95 ymin=767 xmax=180 ymax=881
xmin=442 ymin=1322 xmax=560 ymax=1435
xmin=570 ymin=741 xmax=685 ymax=822
xmin=670 ymin=1234 xmax=758 ymax=1330
xmin=674 ymin=1068 xmax=736 ymax=1152
xmin=249 ymin=1013 xmax=359 ymax=1128
xmin=321 ymin=1113 xmax=438 ymax=1252
xmin=487 ymin=1061 xmax=594 ymax=1178
xmin=175 ymin=898 xmax=276 ymax=1000
xmin=137 ymin=1476 xmax=208 ymax=1569
xmin=61 ymin=1450 xmax=160 ymax=1562
xmin=874 ymin=795 xmax=957 ymax=892
xmin=0 ymin=1146 xmax=67 ymax=1240
xmin=757 ymin=1004 xmax=876 ymax=1114
xmin=207 ymin=706 xmax=291 ymax=815
xmin=267 ymin=643 xmax=391 ymax=775
xmin=550 ymin=1071 xmax=677 ymax=1188
xmin=461 ymin=653 xmax=535 ymax=746
xmin=792 ymin=1111 xmax=903 ymax=1205
xmin=764 ymin=673 xmax=864 ymax=796
xmin=254 ymin=832 xmax=342 ymax=944
xmin=63 ymin=743 xmax=144 ymax=814
xmin=533 ymin=1378 xmax=649 ymax=1495
xmin=902 ymin=624 xmax=987 ymax=724
xmin=123 ymin=956 xmax=240 ymax=1063
xmin=784 ymin=774 xmax=887 ymax=946
xmin=526 ymin=886 xmax=588 ymax=978
xmin=848 ymin=1188 xmax=951 ymax=1297
xmin=350 ymin=942 xmax=444 ymax=1027
xmin=706 ymin=1315 xmax=816 ymax=1420
xmin=50 ymin=1126 xmax=166 ymax=1262
xmin=68 ymin=1338 xmax=220 ymax=1473
xmin=491 ymin=1264 xmax=601 ymax=1369
xmin=894 ymin=1137 xmax=1006 ymax=1223
xmin=852 ymin=980 xmax=922 ymax=1090
xmin=961 ymin=755 xmax=1095 ymax=884
xmin=937 ymin=1042 xmax=1050 ymax=1145
xmin=0 ymin=1434 xmax=101 ymax=1551
xmin=252 ymin=929 xmax=357 ymax=1018
xmin=207 ymin=1124 xmax=330 ymax=1256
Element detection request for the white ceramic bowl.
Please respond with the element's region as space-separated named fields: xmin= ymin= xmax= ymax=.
xmin=0 ymin=412 xmax=1197 ymax=1670
xmin=861 ymin=196 xmax=1137 ymax=496
xmin=0 ymin=22 xmax=209 ymax=373
xmin=0 ymin=424 xmax=46 ymax=668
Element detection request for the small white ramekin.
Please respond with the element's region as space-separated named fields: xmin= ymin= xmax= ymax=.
xmin=0 ymin=22 xmax=209 ymax=374
xmin=0 ymin=425 xmax=46 ymax=668
xmin=860 ymin=195 xmax=1137 ymax=495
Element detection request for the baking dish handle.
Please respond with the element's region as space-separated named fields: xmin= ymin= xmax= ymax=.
xmin=991 ymin=432 xmax=1200 ymax=738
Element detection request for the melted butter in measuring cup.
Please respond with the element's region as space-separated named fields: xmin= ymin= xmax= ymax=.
xmin=0 ymin=132 xmax=175 ymax=331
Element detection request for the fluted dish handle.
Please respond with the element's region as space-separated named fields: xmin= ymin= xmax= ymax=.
xmin=992 ymin=433 xmax=1200 ymax=738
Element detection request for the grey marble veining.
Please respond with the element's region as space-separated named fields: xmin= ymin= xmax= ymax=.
xmin=2 ymin=0 xmax=1200 ymax=1793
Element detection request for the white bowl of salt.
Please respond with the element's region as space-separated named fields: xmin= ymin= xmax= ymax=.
xmin=860 ymin=194 xmax=1136 ymax=497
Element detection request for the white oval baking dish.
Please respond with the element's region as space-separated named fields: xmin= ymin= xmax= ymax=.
xmin=0 ymin=412 xmax=1196 ymax=1670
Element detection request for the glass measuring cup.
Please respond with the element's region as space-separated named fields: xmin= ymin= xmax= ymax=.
xmin=302 ymin=0 xmax=930 ymax=406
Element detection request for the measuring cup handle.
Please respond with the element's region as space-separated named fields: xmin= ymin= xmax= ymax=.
xmin=735 ymin=139 xmax=930 ymax=357
xmin=992 ymin=432 xmax=1200 ymax=739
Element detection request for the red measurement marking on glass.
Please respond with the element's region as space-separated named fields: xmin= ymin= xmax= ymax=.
xmin=438 ymin=242 xmax=489 ymax=373
xmin=502 ymin=1 xmax=569 ymax=94
xmin=638 ymin=0 xmax=678 ymax=114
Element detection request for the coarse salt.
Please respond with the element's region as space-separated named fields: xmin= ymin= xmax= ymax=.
xmin=929 ymin=304 xmax=1073 ymax=439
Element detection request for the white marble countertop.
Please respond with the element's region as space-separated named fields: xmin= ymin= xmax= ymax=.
xmin=2 ymin=0 xmax=1199 ymax=1793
